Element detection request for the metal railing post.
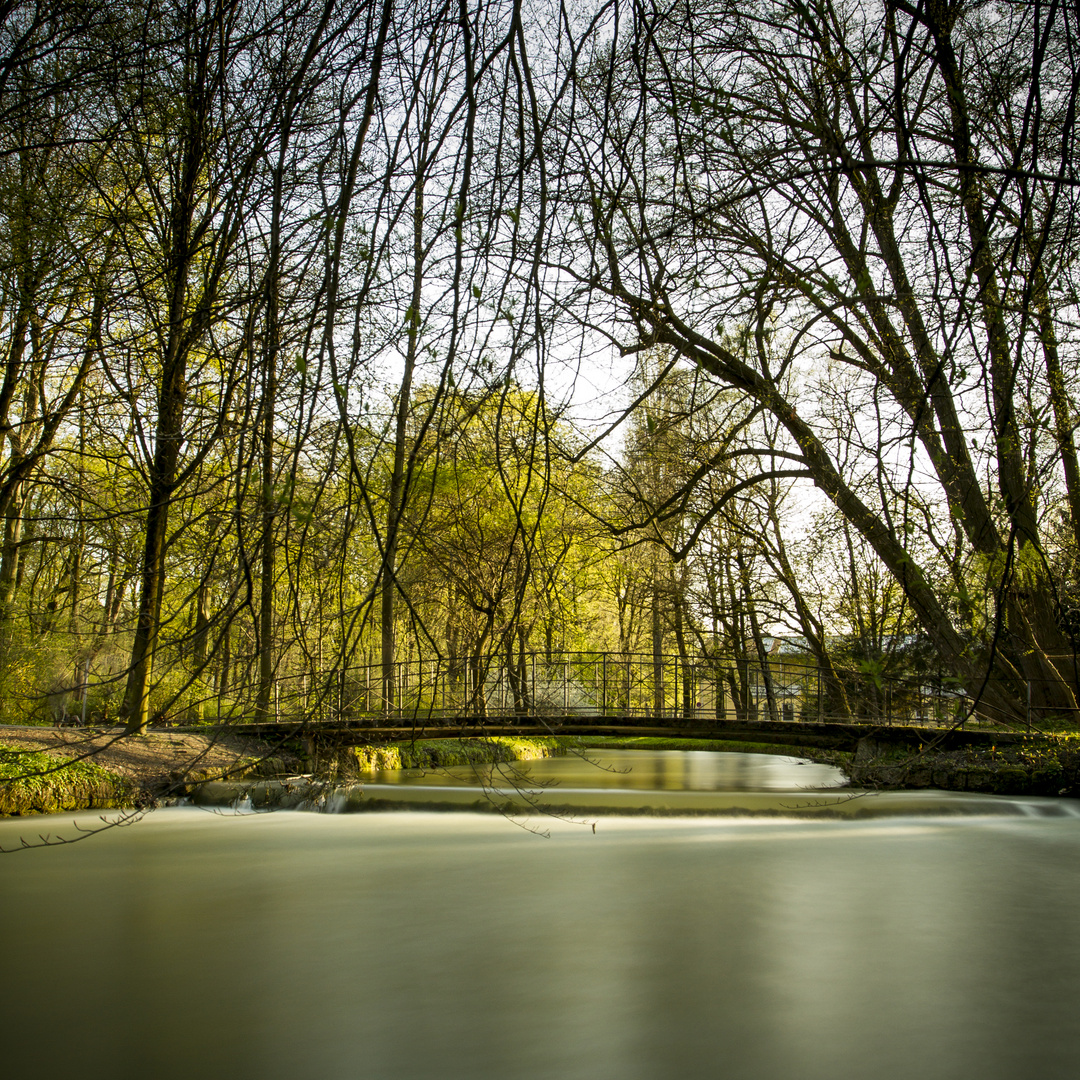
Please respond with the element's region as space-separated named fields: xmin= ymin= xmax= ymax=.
xmin=670 ymin=656 xmax=676 ymax=722
xmin=601 ymin=653 xmax=607 ymax=717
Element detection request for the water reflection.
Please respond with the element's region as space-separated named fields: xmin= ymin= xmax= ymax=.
xmin=365 ymin=747 xmax=847 ymax=792
xmin=189 ymin=749 xmax=1068 ymax=817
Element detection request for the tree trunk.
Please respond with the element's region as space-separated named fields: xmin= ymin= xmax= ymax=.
xmin=255 ymin=334 xmax=277 ymax=722
xmin=120 ymin=240 xmax=193 ymax=732
xmin=651 ymin=557 xmax=664 ymax=718
xmin=0 ymin=480 xmax=24 ymax=612
xmin=739 ymin=556 xmax=779 ymax=724
xmin=672 ymin=587 xmax=693 ymax=721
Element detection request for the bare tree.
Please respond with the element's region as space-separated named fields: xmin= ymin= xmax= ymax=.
xmin=550 ymin=0 xmax=1080 ymax=723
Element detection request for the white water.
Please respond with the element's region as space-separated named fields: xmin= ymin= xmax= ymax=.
xmin=3 ymin=752 xmax=1080 ymax=1079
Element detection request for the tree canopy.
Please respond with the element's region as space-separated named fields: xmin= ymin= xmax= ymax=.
xmin=0 ymin=0 xmax=1077 ymax=731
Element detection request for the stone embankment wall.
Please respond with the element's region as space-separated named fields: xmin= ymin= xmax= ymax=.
xmin=847 ymin=736 xmax=1080 ymax=797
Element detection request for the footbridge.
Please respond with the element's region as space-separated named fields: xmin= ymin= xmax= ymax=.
xmin=221 ymin=650 xmax=1031 ymax=753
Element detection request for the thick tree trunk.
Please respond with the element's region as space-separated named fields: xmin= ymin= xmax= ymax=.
xmin=120 ymin=16 xmax=218 ymax=734
xmin=638 ymin=304 xmax=1032 ymax=720
xmin=120 ymin=225 xmax=195 ymax=732
xmin=926 ymin=15 xmax=1078 ymax=718
xmin=506 ymin=630 xmax=523 ymax=716
xmin=0 ymin=480 xmax=24 ymax=612
xmin=121 ymin=437 xmax=182 ymax=733
xmin=0 ymin=300 xmax=32 ymax=617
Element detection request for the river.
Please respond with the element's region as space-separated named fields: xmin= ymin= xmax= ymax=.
xmin=3 ymin=749 xmax=1080 ymax=1079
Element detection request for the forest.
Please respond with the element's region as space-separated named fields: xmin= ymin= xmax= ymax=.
xmin=0 ymin=0 xmax=1078 ymax=734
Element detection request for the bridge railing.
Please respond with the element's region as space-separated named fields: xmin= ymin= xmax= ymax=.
xmin=251 ymin=650 xmax=1008 ymax=730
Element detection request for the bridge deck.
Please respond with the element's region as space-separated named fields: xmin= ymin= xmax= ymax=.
xmin=220 ymin=717 xmax=1028 ymax=751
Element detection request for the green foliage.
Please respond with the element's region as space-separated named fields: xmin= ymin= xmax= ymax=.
xmin=351 ymin=736 xmax=566 ymax=773
xmin=0 ymin=0 xmax=1076 ymax=737
xmin=848 ymin=735 xmax=1080 ymax=796
xmin=0 ymin=743 xmax=132 ymax=816
xmin=396 ymin=387 xmax=616 ymax=658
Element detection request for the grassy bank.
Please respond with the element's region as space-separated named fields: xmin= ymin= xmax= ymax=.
xmin=347 ymin=735 xmax=567 ymax=773
xmin=0 ymin=743 xmax=134 ymax=816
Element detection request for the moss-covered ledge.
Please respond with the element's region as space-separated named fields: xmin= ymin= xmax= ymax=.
xmin=344 ymin=735 xmax=568 ymax=773
xmin=847 ymin=734 xmax=1080 ymax=797
xmin=0 ymin=743 xmax=135 ymax=816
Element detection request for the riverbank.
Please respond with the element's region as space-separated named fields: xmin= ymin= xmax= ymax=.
xmin=0 ymin=726 xmax=296 ymax=816
xmin=3 ymin=727 xmax=1077 ymax=816
xmin=0 ymin=728 xmax=568 ymax=816
xmin=846 ymin=733 xmax=1080 ymax=797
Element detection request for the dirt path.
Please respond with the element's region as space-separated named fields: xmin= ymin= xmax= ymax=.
xmin=0 ymin=725 xmax=299 ymax=789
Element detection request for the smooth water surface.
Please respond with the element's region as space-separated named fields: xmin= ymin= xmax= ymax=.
xmin=367 ymin=747 xmax=847 ymax=791
xmin=3 ymin=789 xmax=1080 ymax=1079
xmin=347 ymin=747 xmax=857 ymax=812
